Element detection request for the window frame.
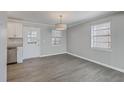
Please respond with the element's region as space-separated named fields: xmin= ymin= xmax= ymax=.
xmin=51 ymin=30 xmax=63 ymax=46
xmin=27 ymin=31 xmax=37 ymax=44
xmin=91 ymin=22 xmax=112 ymax=52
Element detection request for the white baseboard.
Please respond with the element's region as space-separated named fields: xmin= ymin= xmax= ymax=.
xmin=67 ymin=52 xmax=124 ymax=73
xmin=23 ymin=52 xmax=67 ymax=60
xmin=40 ymin=52 xmax=67 ymax=57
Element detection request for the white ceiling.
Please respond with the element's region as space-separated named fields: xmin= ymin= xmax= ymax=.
xmin=7 ymin=11 xmax=117 ymax=26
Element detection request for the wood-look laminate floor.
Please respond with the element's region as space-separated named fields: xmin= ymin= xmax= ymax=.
xmin=7 ymin=54 xmax=124 ymax=82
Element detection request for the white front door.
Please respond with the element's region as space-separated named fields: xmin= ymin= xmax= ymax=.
xmin=23 ymin=27 xmax=41 ymax=59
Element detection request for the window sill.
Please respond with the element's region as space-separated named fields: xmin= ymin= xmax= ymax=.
xmin=52 ymin=45 xmax=61 ymax=47
xmin=91 ymin=48 xmax=112 ymax=52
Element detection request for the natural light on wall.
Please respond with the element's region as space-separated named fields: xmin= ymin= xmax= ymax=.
xmin=91 ymin=22 xmax=111 ymax=49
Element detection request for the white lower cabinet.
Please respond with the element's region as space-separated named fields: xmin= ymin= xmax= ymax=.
xmin=17 ymin=47 xmax=23 ymax=63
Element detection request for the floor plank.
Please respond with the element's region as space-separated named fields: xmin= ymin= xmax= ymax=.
xmin=7 ymin=54 xmax=124 ymax=82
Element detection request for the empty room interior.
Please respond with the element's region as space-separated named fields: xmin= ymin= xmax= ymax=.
xmin=0 ymin=11 xmax=124 ymax=82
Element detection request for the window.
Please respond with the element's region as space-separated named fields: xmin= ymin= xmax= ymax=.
xmin=27 ymin=31 xmax=37 ymax=44
xmin=52 ymin=30 xmax=62 ymax=45
xmin=91 ymin=22 xmax=111 ymax=49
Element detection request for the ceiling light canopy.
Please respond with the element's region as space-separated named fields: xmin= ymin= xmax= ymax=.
xmin=55 ymin=15 xmax=67 ymax=31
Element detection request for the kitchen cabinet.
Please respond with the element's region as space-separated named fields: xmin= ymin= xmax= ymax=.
xmin=7 ymin=22 xmax=23 ymax=64
xmin=7 ymin=22 xmax=23 ymax=38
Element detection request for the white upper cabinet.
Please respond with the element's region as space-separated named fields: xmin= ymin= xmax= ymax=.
xmin=7 ymin=22 xmax=23 ymax=38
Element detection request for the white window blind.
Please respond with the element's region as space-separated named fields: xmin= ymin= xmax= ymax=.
xmin=91 ymin=22 xmax=111 ymax=49
xmin=52 ymin=30 xmax=62 ymax=45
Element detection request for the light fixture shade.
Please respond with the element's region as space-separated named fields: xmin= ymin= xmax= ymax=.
xmin=55 ymin=23 xmax=67 ymax=31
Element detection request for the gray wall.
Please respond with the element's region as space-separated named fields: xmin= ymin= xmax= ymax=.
xmin=40 ymin=25 xmax=66 ymax=56
xmin=8 ymin=19 xmax=67 ymax=57
xmin=23 ymin=24 xmax=66 ymax=56
xmin=0 ymin=12 xmax=7 ymax=81
xmin=67 ymin=12 xmax=124 ymax=70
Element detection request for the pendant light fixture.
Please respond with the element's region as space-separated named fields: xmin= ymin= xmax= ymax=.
xmin=55 ymin=15 xmax=67 ymax=31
